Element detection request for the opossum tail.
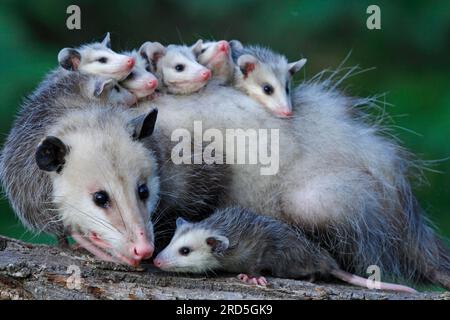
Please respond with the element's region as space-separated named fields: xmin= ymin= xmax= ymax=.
xmin=331 ymin=269 xmax=417 ymax=294
xmin=400 ymin=186 xmax=450 ymax=290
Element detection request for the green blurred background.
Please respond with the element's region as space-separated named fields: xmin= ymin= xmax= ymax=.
xmin=0 ymin=0 xmax=449 ymax=245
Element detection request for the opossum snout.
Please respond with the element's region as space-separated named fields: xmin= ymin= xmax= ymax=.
xmin=145 ymin=79 xmax=158 ymax=90
xmin=217 ymin=40 xmax=229 ymax=53
xmin=200 ymin=69 xmax=212 ymax=81
xmin=153 ymin=258 xmax=163 ymax=268
xmin=125 ymin=57 xmax=135 ymax=69
xmin=275 ymin=107 xmax=293 ymax=118
xmin=130 ymin=232 xmax=154 ymax=260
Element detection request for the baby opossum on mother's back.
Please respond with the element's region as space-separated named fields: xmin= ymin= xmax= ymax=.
xmin=139 ymin=41 xmax=212 ymax=95
xmin=154 ymin=207 xmax=417 ymax=293
xmin=193 ymin=39 xmax=306 ymax=117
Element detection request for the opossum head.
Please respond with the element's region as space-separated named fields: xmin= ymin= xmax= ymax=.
xmin=35 ymin=108 xmax=160 ymax=266
xmin=233 ymin=46 xmax=306 ymax=118
xmin=58 ymin=33 xmax=135 ymax=81
xmin=139 ymin=41 xmax=212 ymax=94
xmin=120 ymin=51 xmax=158 ymax=99
xmin=154 ymin=217 xmax=229 ymax=273
xmin=83 ymin=76 xmax=137 ymax=106
xmin=192 ymin=40 xmax=234 ymax=83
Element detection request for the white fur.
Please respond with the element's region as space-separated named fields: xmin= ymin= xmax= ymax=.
xmin=156 ymin=227 xmax=221 ymax=273
xmin=48 ymin=108 xmax=159 ymax=259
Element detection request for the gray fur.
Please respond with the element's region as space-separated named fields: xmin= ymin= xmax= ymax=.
xmin=184 ymin=207 xmax=338 ymax=278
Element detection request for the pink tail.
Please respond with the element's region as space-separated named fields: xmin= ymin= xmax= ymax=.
xmin=331 ymin=269 xmax=417 ymax=294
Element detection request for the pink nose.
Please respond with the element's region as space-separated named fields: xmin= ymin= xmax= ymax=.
xmin=153 ymin=258 xmax=162 ymax=268
xmin=131 ymin=241 xmax=154 ymax=260
xmin=217 ymin=40 xmax=229 ymax=53
xmin=279 ymin=110 xmax=293 ymax=117
xmin=145 ymin=79 xmax=158 ymax=89
xmin=126 ymin=57 xmax=135 ymax=69
xmin=201 ymin=69 xmax=211 ymax=81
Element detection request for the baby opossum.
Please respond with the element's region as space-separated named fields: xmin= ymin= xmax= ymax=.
xmin=192 ymin=40 xmax=234 ymax=85
xmin=58 ymin=32 xmax=135 ymax=81
xmin=230 ymin=40 xmax=306 ymax=117
xmin=120 ymin=50 xmax=158 ymax=100
xmin=193 ymin=39 xmax=306 ymax=117
xmin=139 ymin=41 xmax=212 ymax=95
xmin=154 ymin=207 xmax=417 ymax=293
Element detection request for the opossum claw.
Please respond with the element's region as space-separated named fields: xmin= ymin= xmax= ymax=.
xmin=237 ymin=274 xmax=268 ymax=287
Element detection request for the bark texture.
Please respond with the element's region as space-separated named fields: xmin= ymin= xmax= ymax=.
xmin=0 ymin=235 xmax=448 ymax=300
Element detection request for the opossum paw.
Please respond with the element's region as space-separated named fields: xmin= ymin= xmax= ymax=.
xmin=237 ymin=274 xmax=268 ymax=286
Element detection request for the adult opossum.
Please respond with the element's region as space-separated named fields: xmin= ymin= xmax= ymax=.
xmin=154 ymin=207 xmax=417 ymax=293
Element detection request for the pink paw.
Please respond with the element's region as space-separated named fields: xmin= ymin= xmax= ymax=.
xmin=237 ymin=274 xmax=268 ymax=286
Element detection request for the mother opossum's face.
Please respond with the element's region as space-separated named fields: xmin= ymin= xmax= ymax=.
xmin=36 ymin=110 xmax=160 ymax=266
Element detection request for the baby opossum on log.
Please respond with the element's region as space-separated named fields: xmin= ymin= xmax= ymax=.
xmin=140 ymin=76 xmax=450 ymax=289
xmin=154 ymin=207 xmax=417 ymax=293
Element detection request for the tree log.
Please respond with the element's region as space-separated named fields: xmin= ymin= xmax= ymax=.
xmin=0 ymin=235 xmax=448 ymax=300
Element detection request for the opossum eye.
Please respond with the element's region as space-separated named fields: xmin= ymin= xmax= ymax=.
xmin=145 ymin=66 xmax=151 ymax=72
xmin=93 ymin=191 xmax=110 ymax=208
xmin=138 ymin=184 xmax=149 ymax=201
xmin=262 ymin=84 xmax=274 ymax=96
xmin=179 ymin=247 xmax=191 ymax=256
xmin=98 ymin=57 xmax=108 ymax=64
xmin=175 ymin=64 xmax=185 ymax=72
xmin=285 ymin=84 xmax=290 ymax=94
xmin=113 ymin=85 xmax=121 ymax=92
xmin=200 ymin=48 xmax=206 ymax=54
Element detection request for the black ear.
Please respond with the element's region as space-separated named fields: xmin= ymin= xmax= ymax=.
xmin=35 ymin=136 xmax=69 ymax=173
xmin=129 ymin=109 xmax=158 ymax=140
xmin=58 ymin=48 xmax=81 ymax=71
xmin=101 ymin=32 xmax=111 ymax=49
xmin=206 ymin=236 xmax=229 ymax=254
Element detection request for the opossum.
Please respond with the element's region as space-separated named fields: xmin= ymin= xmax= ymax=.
xmin=138 ymin=41 xmax=211 ymax=95
xmin=192 ymin=39 xmax=306 ymax=117
xmin=58 ymin=33 xmax=135 ymax=81
xmin=120 ymin=50 xmax=158 ymax=100
xmin=140 ymin=74 xmax=450 ymax=289
xmin=192 ymin=40 xmax=234 ymax=85
xmin=0 ymin=67 xmax=228 ymax=265
xmin=154 ymin=207 xmax=417 ymax=293
xmin=0 ymin=66 xmax=138 ymax=252
xmin=1 ymin=104 xmax=159 ymax=265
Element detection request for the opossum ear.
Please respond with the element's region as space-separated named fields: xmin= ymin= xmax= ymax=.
xmin=139 ymin=42 xmax=166 ymax=67
xmin=237 ymin=54 xmax=258 ymax=77
xmin=35 ymin=136 xmax=68 ymax=174
xmin=176 ymin=217 xmax=190 ymax=228
xmin=191 ymin=40 xmax=203 ymax=56
xmin=129 ymin=109 xmax=158 ymax=140
xmin=206 ymin=236 xmax=229 ymax=254
xmin=58 ymin=48 xmax=81 ymax=71
xmin=229 ymin=40 xmax=244 ymax=51
xmin=101 ymin=32 xmax=112 ymax=49
xmin=288 ymin=58 xmax=307 ymax=76
xmin=92 ymin=78 xmax=115 ymax=97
